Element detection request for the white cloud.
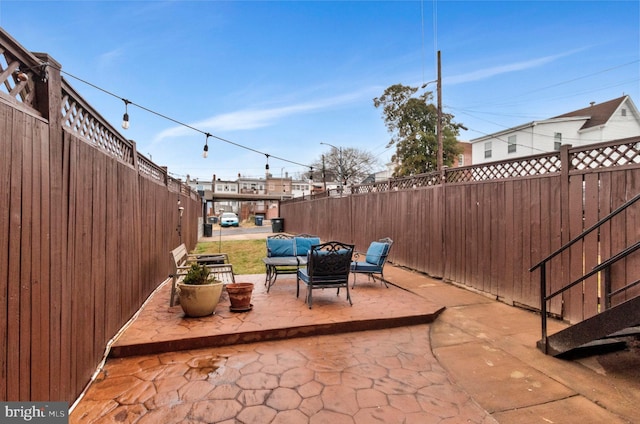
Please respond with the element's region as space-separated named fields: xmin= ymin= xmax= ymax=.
xmin=152 ymin=88 xmax=374 ymax=143
xmin=446 ymin=49 xmax=585 ymax=85
xmin=97 ymin=47 xmax=125 ymax=70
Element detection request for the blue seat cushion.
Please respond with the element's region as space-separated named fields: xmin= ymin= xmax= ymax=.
xmin=268 ymin=239 xmax=295 ymax=257
xmin=297 ymin=268 xmax=311 ymax=284
xmin=351 ymin=261 xmax=382 ymax=273
xmin=295 ymin=237 xmax=321 ymax=256
xmin=365 ymin=242 xmax=389 ymax=266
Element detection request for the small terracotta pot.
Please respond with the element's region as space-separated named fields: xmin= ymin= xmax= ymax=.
xmin=226 ymin=283 xmax=254 ymax=311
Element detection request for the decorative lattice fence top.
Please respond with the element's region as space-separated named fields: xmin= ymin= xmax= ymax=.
xmin=348 ymin=137 xmax=640 ymax=195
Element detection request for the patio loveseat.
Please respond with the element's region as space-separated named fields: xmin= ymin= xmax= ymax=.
xmin=263 ymin=234 xmax=320 ymax=291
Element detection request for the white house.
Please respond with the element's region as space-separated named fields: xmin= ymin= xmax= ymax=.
xmin=471 ymin=96 xmax=640 ymax=164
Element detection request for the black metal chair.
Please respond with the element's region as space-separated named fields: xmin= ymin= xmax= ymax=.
xmin=296 ymin=241 xmax=355 ymax=309
xmin=350 ymin=237 xmax=393 ymax=288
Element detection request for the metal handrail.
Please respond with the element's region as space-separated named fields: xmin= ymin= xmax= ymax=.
xmin=544 ymin=240 xmax=640 ymax=302
xmin=530 ymin=191 xmax=640 ymax=272
xmin=532 ymin=193 xmax=640 ymax=353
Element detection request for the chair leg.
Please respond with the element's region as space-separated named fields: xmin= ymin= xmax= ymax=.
xmin=169 ymin=277 xmax=178 ymax=307
xmin=307 ymin=285 xmax=313 ymax=309
xmin=296 ymin=276 xmax=300 ymax=298
xmin=380 ymin=272 xmax=389 ymax=288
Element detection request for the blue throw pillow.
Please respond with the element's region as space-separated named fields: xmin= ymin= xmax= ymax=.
xmin=365 ymin=242 xmax=389 ymax=266
xmin=268 ymin=239 xmax=295 ymax=257
xmin=295 ymin=237 xmax=320 ymax=256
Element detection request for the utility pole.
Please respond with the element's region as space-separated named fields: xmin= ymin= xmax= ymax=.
xmin=322 ymin=155 xmax=327 ymax=192
xmin=436 ymin=50 xmax=443 ymax=180
xmin=421 ymin=50 xmax=443 ymax=179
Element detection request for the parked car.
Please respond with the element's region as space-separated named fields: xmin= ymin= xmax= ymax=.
xmin=219 ymin=212 xmax=239 ymax=227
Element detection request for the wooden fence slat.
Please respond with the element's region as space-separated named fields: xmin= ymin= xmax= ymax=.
xmin=91 ymin=152 xmax=107 ymax=365
xmin=583 ymin=173 xmax=600 ymax=319
xmin=567 ymin=175 xmax=586 ymax=323
xmin=0 ymin=102 xmax=13 ymax=400
xmin=31 ymin=114 xmax=50 ymax=401
xmin=501 ymin=180 xmax=515 ymax=304
xmin=468 ymin=185 xmax=480 ymax=288
xmin=8 ymin=108 xmax=24 ymax=401
xmin=526 ymin=178 xmax=541 ymax=306
xmin=548 ymin=176 xmax=563 ymax=316
xmin=610 ymin=172 xmax=628 ymax=301
xmin=625 ymin=169 xmax=640 ymax=299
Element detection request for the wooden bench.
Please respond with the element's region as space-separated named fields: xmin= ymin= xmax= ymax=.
xmin=169 ymin=244 xmax=230 ymax=306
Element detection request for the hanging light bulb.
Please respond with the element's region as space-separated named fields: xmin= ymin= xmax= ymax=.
xmin=15 ymin=70 xmax=28 ymax=82
xmin=203 ymin=133 xmax=210 ymax=158
xmin=121 ymin=99 xmax=131 ymax=130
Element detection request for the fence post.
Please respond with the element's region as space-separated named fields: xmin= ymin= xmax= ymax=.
xmin=130 ymin=138 xmax=139 ymax=172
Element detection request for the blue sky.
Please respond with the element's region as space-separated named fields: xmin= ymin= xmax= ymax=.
xmin=1 ymin=0 xmax=638 ymax=181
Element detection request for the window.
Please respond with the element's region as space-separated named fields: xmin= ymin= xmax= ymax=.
xmin=484 ymin=142 xmax=492 ymax=159
xmin=507 ymin=135 xmax=516 ymax=153
xmin=554 ymin=132 xmax=562 ymax=151
xmin=622 ymin=108 xmax=627 ymax=117
xmin=458 ymin=154 xmax=464 ymax=166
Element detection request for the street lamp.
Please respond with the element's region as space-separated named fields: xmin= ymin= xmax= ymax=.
xmin=320 ymin=142 xmax=344 ymax=194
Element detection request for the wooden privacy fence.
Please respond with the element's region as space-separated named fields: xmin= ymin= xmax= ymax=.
xmin=1 ymin=29 xmax=201 ymax=403
xmin=282 ymin=137 xmax=640 ymax=321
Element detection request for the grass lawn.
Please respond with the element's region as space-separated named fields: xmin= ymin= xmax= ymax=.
xmin=194 ymin=239 xmax=266 ymax=275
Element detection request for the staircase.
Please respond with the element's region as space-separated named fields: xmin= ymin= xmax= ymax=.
xmin=537 ymin=296 xmax=640 ymax=356
xmin=531 ymin=192 xmax=640 ymax=357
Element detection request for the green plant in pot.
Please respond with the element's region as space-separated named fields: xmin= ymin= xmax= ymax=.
xmin=177 ymin=262 xmax=223 ymax=317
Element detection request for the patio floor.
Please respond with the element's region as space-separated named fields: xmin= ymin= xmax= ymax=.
xmin=69 ymin=264 xmax=640 ymax=423
xmin=109 ymin=273 xmax=444 ymax=359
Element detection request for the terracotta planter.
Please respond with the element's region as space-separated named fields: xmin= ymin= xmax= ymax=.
xmin=226 ymin=283 xmax=254 ymax=312
xmin=177 ymin=281 xmax=224 ymax=317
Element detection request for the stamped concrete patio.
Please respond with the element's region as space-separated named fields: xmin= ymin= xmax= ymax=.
xmin=69 ymin=251 xmax=640 ymax=423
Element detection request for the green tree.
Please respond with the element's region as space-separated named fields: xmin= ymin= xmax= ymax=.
xmin=373 ymin=84 xmax=465 ymax=176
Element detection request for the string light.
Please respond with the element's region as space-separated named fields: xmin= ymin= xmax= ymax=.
xmin=203 ymin=133 xmax=210 ymax=158
xmin=121 ymin=99 xmax=131 ymax=130
xmin=35 ymin=61 xmax=312 ymax=169
xmin=265 ymin=154 xmax=270 ymax=172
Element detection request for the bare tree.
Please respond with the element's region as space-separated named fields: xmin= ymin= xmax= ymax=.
xmin=312 ymin=146 xmax=378 ymax=187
